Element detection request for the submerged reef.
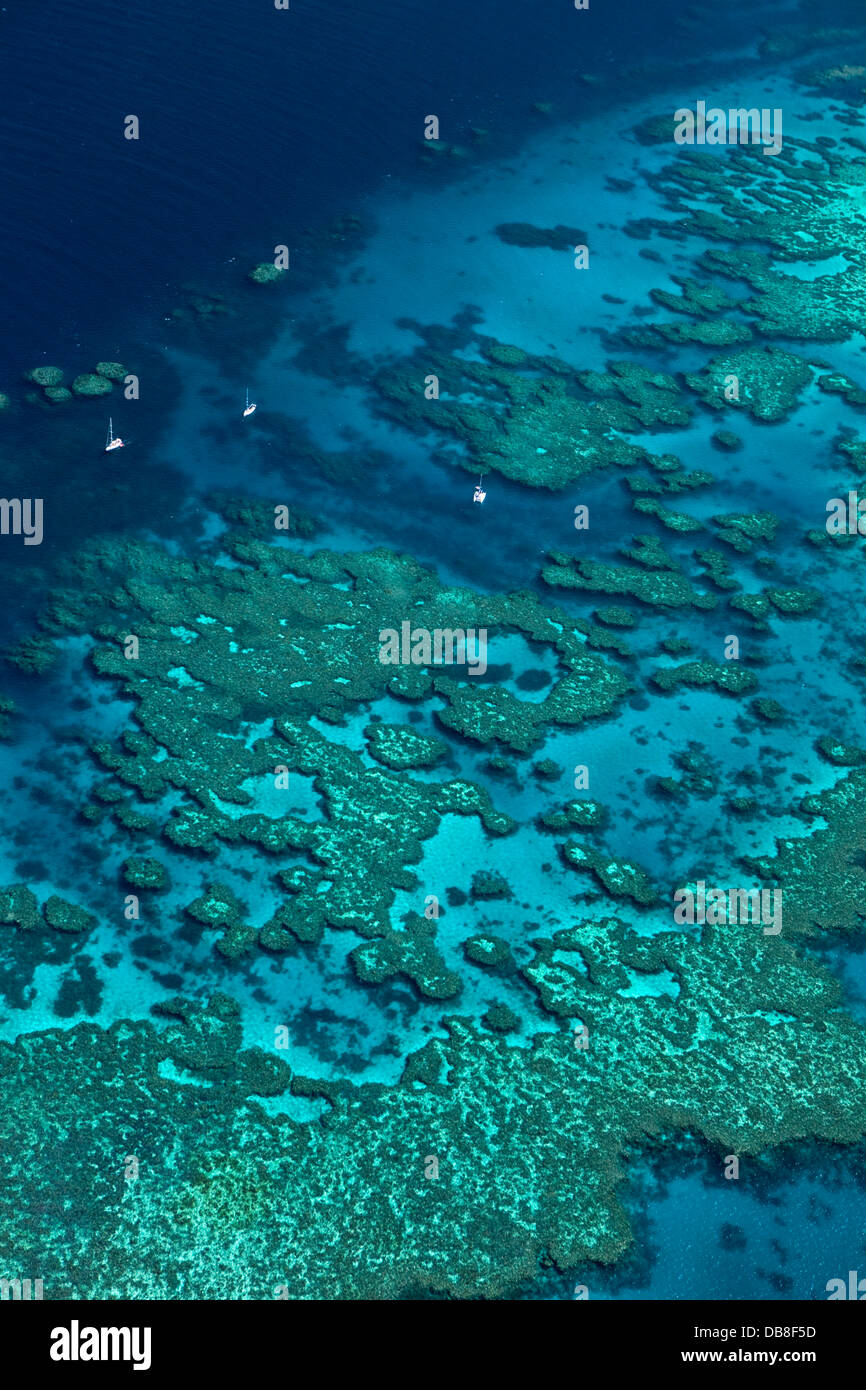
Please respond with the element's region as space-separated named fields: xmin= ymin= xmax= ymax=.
xmin=365 ymin=721 xmax=448 ymax=770
xmin=71 ymin=373 xmax=113 ymax=397
xmin=3 ymin=904 xmax=865 ymax=1297
xmin=248 ymin=262 xmax=287 ymax=285
xmin=542 ymin=546 xmax=718 ymax=610
xmin=1 ymin=486 xmax=865 ymax=1301
xmin=24 ymin=366 xmax=64 ymax=386
xmin=20 ymin=517 xmax=639 ymax=960
xmin=375 ymin=347 xmax=690 ymax=488
xmin=1 ymin=886 xmax=95 ymax=934
xmin=4 ymin=360 xmax=129 ymax=408
xmin=368 ymin=126 xmax=866 ymax=521
xmin=351 ymin=912 xmax=461 ymax=999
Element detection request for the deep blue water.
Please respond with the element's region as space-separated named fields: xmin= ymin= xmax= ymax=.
xmin=0 ymin=0 xmax=790 ymax=373
xmin=0 ymin=0 xmax=602 ymax=368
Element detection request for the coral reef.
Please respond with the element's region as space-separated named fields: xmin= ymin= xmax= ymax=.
xmin=71 ymin=373 xmax=113 ymax=397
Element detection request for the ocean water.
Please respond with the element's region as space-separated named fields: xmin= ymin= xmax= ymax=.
xmin=2 ymin=0 xmax=866 ymax=1303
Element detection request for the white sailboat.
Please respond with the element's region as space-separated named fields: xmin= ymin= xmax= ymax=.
xmin=243 ymin=387 xmax=256 ymax=418
xmin=105 ymin=418 xmax=124 ymax=452
xmin=473 ymin=475 xmax=486 ymax=504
